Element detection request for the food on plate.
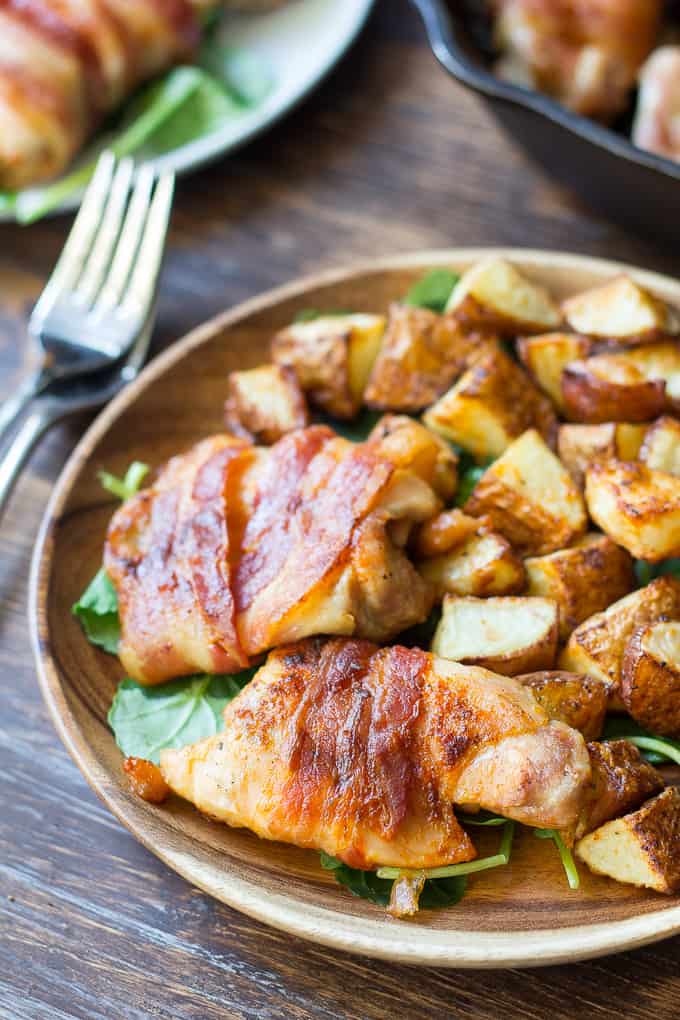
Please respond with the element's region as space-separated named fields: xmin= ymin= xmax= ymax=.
xmin=633 ymin=46 xmax=680 ymax=161
xmin=224 ymin=364 xmax=308 ymax=443
xmin=418 ymin=528 xmax=526 ymax=598
xmin=367 ymin=415 xmax=458 ymax=501
xmin=432 ymin=595 xmax=559 ymax=675
xmin=621 ymin=620 xmax=680 ymax=737
xmin=160 ymin=637 xmax=592 ymax=867
xmin=516 ymin=672 xmax=609 ymax=741
xmin=562 ymin=342 xmax=680 ymax=423
xmin=639 ymin=415 xmax=680 ymax=475
xmin=576 ymin=787 xmax=680 ymax=893
xmin=422 ymin=345 xmax=557 ymax=461
xmin=561 ymin=275 xmax=680 ymax=344
xmin=413 ymin=508 xmax=487 ymax=559
xmin=464 ymin=429 xmax=587 ymax=555
xmin=525 ymin=534 xmax=634 ymax=639
xmin=271 ymin=314 xmax=386 ymax=419
xmin=557 ymin=422 xmax=648 ymax=487
xmin=585 ymin=459 xmax=680 ymax=560
xmin=517 ymin=332 xmax=592 ymax=409
xmin=560 ymin=576 xmax=680 ymax=700
xmin=445 ymin=257 xmax=562 ymax=335
xmin=573 ymin=740 xmax=665 ymax=840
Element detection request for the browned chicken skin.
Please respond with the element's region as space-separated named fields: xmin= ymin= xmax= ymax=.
xmin=160 ymin=638 xmax=592 ymax=869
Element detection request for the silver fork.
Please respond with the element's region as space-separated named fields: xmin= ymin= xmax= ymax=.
xmin=0 ymin=150 xmax=175 ymax=445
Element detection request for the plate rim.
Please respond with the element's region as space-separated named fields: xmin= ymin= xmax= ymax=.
xmin=30 ymin=247 xmax=680 ymax=968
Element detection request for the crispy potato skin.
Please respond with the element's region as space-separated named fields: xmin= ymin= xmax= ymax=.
xmin=560 ymin=576 xmax=680 ymax=700
xmin=621 ymin=620 xmax=680 ymax=737
xmin=516 ymin=671 xmax=609 ymax=741
xmin=557 ymin=423 xmax=648 ymax=487
xmin=517 ymin=332 xmax=592 ymax=409
xmin=639 ymin=415 xmax=680 ymax=476
xmin=585 ymin=459 xmax=680 ymax=560
xmin=364 ymin=304 xmax=491 ymax=412
xmin=525 ymin=534 xmax=634 ymax=640
xmin=576 ymin=787 xmax=680 ymax=893
xmin=562 ymin=360 xmax=666 ymax=423
xmin=447 ymin=258 xmax=562 ymax=335
xmin=562 ymin=275 xmax=680 ymax=346
xmin=367 ymin=415 xmax=457 ymax=502
xmin=418 ymin=530 xmax=526 ymax=598
xmin=422 ymin=346 xmax=557 ymax=461
xmin=573 ymin=740 xmax=665 ymax=839
xmin=224 ymin=364 xmax=309 ymax=444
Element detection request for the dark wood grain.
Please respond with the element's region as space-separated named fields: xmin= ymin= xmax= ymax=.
xmin=1 ymin=0 xmax=679 ymax=1016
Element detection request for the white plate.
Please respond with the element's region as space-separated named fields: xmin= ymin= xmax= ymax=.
xmin=1 ymin=0 xmax=374 ymax=222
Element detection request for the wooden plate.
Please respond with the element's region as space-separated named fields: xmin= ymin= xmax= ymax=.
xmin=30 ymin=249 xmax=680 ymax=968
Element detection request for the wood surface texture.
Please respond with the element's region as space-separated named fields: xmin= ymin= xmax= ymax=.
xmin=1 ymin=1 xmax=680 ymax=1016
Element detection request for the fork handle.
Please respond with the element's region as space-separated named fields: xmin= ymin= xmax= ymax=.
xmin=0 ymin=403 xmax=60 ymax=521
xmin=0 ymin=366 xmax=52 ymax=452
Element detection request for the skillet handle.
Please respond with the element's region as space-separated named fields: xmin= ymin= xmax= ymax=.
xmin=0 ymin=404 xmax=62 ymax=521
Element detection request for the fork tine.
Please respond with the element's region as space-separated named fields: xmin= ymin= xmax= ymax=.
xmin=94 ymin=164 xmax=156 ymax=315
xmin=76 ymin=157 xmax=135 ymax=307
xmin=121 ymin=171 xmax=175 ymax=321
xmin=29 ymin=151 xmax=116 ymax=327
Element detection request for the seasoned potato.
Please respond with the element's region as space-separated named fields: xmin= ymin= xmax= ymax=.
xmin=413 ymin=508 xmax=489 ymax=559
xmin=562 ymin=342 xmax=680 ymax=423
xmin=363 ymin=304 xmax=491 ymax=412
xmin=224 ymin=364 xmax=308 ymax=444
xmin=576 ymin=787 xmax=680 ymax=894
xmin=557 ymin=422 xmax=648 ymax=487
xmin=465 ymin=429 xmax=587 ymax=556
xmin=560 ymin=576 xmax=680 ymax=701
xmin=574 ymin=740 xmax=665 ymax=840
xmin=621 ymin=620 xmax=680 ymax=737
xmin=432 ymin=595 xmax=558 ymax=675
xmin=516 ymin=671 xmax=609 ymax=741
xmin=418 ymin=529 xmax=526 ymax=597
xmin=562 ymin=275 xmax=680 ymax=345
xmin=517 ymin=332 xmax=592 ymax=409
xmin=525 ymin=534 xmax=634 ymax=640
xmin=585 ymin=459 xmax=680 ymax=561
xmin=367 ymin=415 xmax=457 ymax=501
xmin=422 ymin=346 xmax=557 ymax=462
xmin=446 ymin=257 xmax=562 ymax=335
xmin=271 ymin=313 xmax=385 ymax=419
xmin=639 ymin=415 xmax=680 ymax=476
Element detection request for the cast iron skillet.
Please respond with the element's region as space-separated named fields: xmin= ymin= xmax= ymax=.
xmin=411 ymin=0 xmax=680 ymax=243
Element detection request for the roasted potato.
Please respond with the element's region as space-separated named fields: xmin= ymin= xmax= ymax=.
xmin=413 ymin=508 xmax=488 ymax=559
xmin=576 ymin=787 xmax=680 ymax=894
xmin=271 ymin=313 xmax=385 ymax=419
xmin=432 ymin=595 xmax=558 ymax=675
xmin=557 ymin=422 xmax=648 ymax=487
xmin=560 ymin=576 xmax=680 ymax=701
xmin=363 ymin=304 xmax=491 ymax=412
xmin=465 ymin=429 xmax=587 ymax=556
xmin=525 ymin=534 xmax=634 ymax=640
xmin=517 ymin=332 xmax=592 ymax=409
xmin=574 ymin=740 xmax=665 ymax=840
xmin=562 ymin=275 xmax=680 ymax=345
xmin=585 ymin=459 xmax=680 ymax=561
xmin=516 ymin=671 xmax=609 ymax=741
xmin=621 ymin=620 xmax=680 ymax=737
xmin=367 ymin=415 xmax=457 ymax=502
xmin=418 ymin=529 xmax=526 ymax=598
xmin=422 ymin=345 xmax=557 ymax=462
xmin=639 ymin=415 xmax=680 ymax=476
xmin=224 ymin=364 xmax=308 ymax=444
xmin=446 ymin=257 xmax=562 ymax=335
xmin=561 ymin=342 xmax=680 ymax=423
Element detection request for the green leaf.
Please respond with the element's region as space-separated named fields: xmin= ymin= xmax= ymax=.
xmin=0 ymin=192 xmax=15 ymax=213
xmin=634 ymin=558 xmax=680 ymax=587
xmin=457 ymin=809 xmax=507 ymax=827
xmin=293 ymin=308 xmax=353 ymax=323
xmin=404 ymin=269 xmax=459 ymax=313
xmin=376 ymin=820 xmax=515 ymax=880
xmin=533 ymin=829 xmax=580 ymax=890
xmin=71 ymin=568 xmax=120 ymax=655
xmin=98 ymin=461 xmax=149 ymax=501
xmin=320 ymin=854 xmax=468 ymax=910
xmin=328 ymin=408 xmax=384 ymax=444
xmin=455 ymin=464 xmax=486 ymax=506
xmin=136 ymin=72 xmax=241 ymax=156
xmin=601 ymin=717 xmax=680 ymax=765
xmin=397 ymin=606 xmax=442 ymax=651
xmin=200 ymin=43 xmax=274 ymax=106
xmin=108 ymin=669 xmax=257 ymax=764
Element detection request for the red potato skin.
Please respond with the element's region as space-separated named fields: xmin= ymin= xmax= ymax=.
xmin=621 ymin=623 xmax=680 ymax=738
xmin=561 ymin=364 xmax=667 ymax=423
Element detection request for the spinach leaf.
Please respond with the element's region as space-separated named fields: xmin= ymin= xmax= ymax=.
xmin=72 ymin=568 xmax=120 ymax=654
xmin=200 ymin=43 xmax=273 ymax=106
xmin=293 ymin=309 xmax=353 ymax=323
xmin=404 ymin=269 xmax=459 ymax=313
xmin=98 ymin=461 xmax=149 ymax=501
xmin=319 ymin=854 xmax=468 ymax=909
xmin=397 ymin=606 xmax=442 ymax=651
xmin=602 ymin=717 xmax=680 ymax=765
xmin=108 ymin=669 xmax=257 ymax=764
xmin=634 ymin=558 xmax=680 ymax=587
xmin=533 ymin=829 xmax=580 ymax=889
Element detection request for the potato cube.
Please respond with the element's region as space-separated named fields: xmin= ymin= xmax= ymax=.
xmin=585 ymin=459 xmax=680 ymax=561
xmin=418 ymin=530 xmax=526 ymax=597
xmin=224 ymin=364 xmax=308 ymax=444
xmin=525 ymin=534 xmax=634 ymax=639
xmin=621 ymin=620 xmax=680 ymax=738
xmin=412 ymin=508 xmax=487 ymax=559
xmin=517 ymin=332 xmax=592 ymax=409
xmin=562 ymin=275 xmax=680 ymax=345
xmin=639 ymin=415 xmax=680 ymax=477
xmin=422 ymin=346 xmax=557 ymax=462
xmin=465 ymin=429 xmax=587 ymax=555
xmin=576 ymin=787 xmax=680 ymax=893
xmin=366 ymin=414 xmax=457 ymax=501
xmin=446 ymin=257 xmax=562 ymax=335
xmin=516 ymin=671 xmax=609 ymax=741
xmin=557 ymin=423 xmax=648 ymax=487
xmin=271 ymin=313 xmax=385 ymax=419
xmin=432 ymin=595 xmax=558 ymax=675
xmin=562 ymin=342 xmax=680 ymax=423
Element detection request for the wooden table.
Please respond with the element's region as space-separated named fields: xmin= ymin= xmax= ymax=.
xmin=1 ymin=2 xmax=679 ymax=1017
